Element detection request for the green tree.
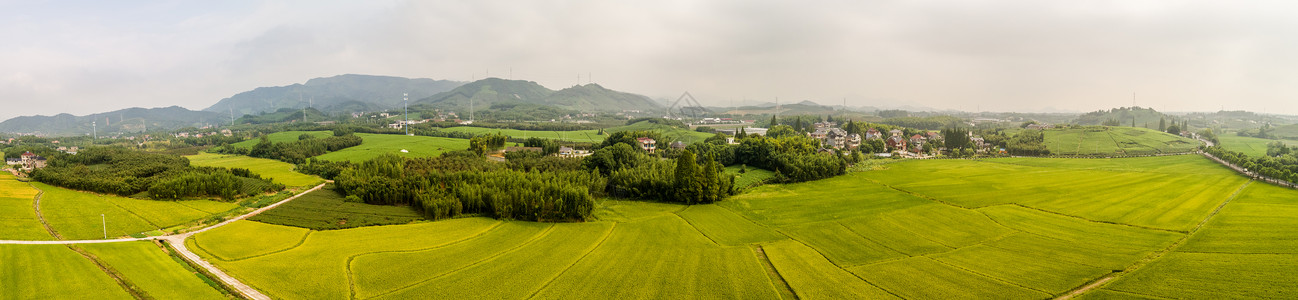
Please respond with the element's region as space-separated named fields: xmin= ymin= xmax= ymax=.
xmin=1159 ymin=117 xmax=1166 ymax=132
xmin=674 ymin=149 xmax=701 ymax=204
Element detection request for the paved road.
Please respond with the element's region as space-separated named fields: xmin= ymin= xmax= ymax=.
xmin=0 ymin=182 xmax=328 ymax=300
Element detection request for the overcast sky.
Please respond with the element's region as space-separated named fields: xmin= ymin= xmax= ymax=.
xmin=3 ymin=0 xmax=1298 ymax=121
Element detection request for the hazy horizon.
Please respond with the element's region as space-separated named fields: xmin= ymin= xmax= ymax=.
xmin=4 ymin=1 xmax=1298 ymax=121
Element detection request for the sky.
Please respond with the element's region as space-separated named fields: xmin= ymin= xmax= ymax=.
xmin=3 ymin=0 xmax=1298 ymax=121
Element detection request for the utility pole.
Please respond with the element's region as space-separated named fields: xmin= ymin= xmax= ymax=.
xmin=404 ymin=93 xmax=409 ymax=136
xmin=101 ymin=214 xmax=106 ymax=239
xmin=92 ymin=121 xmax=97 ymax=140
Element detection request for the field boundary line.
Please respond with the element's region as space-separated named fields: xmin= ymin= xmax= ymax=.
xmin=835 ymin=221 xmax=912 ymax=256
xmin=102 ymin=196 xmax=164 ymax=230
xmin=861 ymin=177 xmax=973 ymax=209
xmin=525 ymin=222 xmax=618 ymax=300
xmin=999 ymin=204 xmax=1184 ymax=234
xmin=200 ymin=229 xmax=315 ymax=262
xmin=1176 ymin=251 xmax=1298 ymax=255
xmin=749 ymin=244 xmax=799 ymax=300
xmin=673 ymin=206 xmax=723 ymax=246
xmin=1055 ymin=180 xmax=1253 ymax=300
xmin=28 ymin=182 xmax=63 ymax=240
xmin=65 ymin=244 xmax=152 ymax=300
xmin=927 ymin=256 xmax=1055 ymax=296
xmin=783 ymin=237 xmax=907 ymax=300
xmin=344 ymin=221 xmax=507 ymax=299
xmin=1101 ymin=288 xmax=1177 ymax=300
xmin=363 ymin=223 xmax=559 ymax=299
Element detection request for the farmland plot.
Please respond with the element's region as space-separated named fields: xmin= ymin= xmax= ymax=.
xmin=36 ymin=182 xmax=237 ymax=239
xmin=0 ymin=173 xmax=52 ymax=240
xmin=849 ymin=257 xmax=1051 ymax=299
xmin=762 ymin=240 xmax=898 ymax=299
xmin=313 ymin=133 xmax=470 ymax=163
xmin=80 ymin=241 xmax=226 ymax=300
xmin=186 ymin=153 xmax=323 ymax=187
xmin=248 ymin=183 xmax=422 ymax=230
xmin=0 ymin=244 xmax=132 ymax=299
xmin=192 ymin=220 xmax=311 ymax=260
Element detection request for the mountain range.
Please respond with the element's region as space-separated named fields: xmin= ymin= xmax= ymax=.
xmin=204 ymin=74 xmax=463 ymax=116
xmin=0 ymin=106 xmax=223 ymax=136
xmin=414 ymin=78 xmax=662 ymax=113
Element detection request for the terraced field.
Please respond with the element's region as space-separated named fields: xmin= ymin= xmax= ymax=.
xmin=181 ymin=154 xmax=1295 ymax=299
xmin=0 ymin=173 xmax=53 ymax=240
xmin=186 ymin=153 xmax=324 ymax=187
xmin=36 ymin=182 xmax=239 ymax=239
xmin=313 ymin=133 xmax=470 ymax=163
xmin=1044 ymin=126 xmax=1201 ymax=155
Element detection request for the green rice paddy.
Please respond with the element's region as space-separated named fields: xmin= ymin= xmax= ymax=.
xmin=229 ymin=131 xmax=333 ymax=149
xmin=1043 ymin=126 xmax=1201 ymax=155
xmin=35 ymin=182 xmax=239 ymax=240
xmin=313 ymin=133 xmax=470 ymax=163
xmin=186 ymin=152 xmax=324 ymax=187
xmin=1216 ymin=134 xmax=1285 ymax=157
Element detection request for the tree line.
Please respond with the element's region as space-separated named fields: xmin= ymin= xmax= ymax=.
xmin=32 ymin=147 xmax=282 ymax=200
xmin=1206 ymin=146 xmax=1298 ymax=184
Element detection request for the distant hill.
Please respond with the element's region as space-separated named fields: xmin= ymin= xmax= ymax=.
xmin=414 ymin=78 xmax=660 ymax=113
xmin=0 ymin=106 xmax=222 ymax=136
xmin=1072 ymin=107 xmax=1172 ymax=127
xmin=204 ymin=74 xmax=462 ymax=116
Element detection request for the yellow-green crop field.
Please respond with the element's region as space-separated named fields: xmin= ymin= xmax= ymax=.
xmin=1044 ymin=126 xmax=1201 ymax=155
xmin=186 ymin=152 xmax=324 ymax=187
xmin=1 ymin=241 xmax=227 ymax=299
xmin=10 ymin=153 xmax=1292 ymax=299
xmin=36 ymin=182 xmax=238 ymax=239
xmin=313 ymin=133 xmax=470 ymax=163
xmin=0 ymin=173 xmax=53 ymax=240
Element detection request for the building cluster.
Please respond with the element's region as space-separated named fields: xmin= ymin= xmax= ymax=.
xmin=174 ymin=129 xmax=234 ymax=139
xmin=5 ymin=151 xmax=47 ymax=171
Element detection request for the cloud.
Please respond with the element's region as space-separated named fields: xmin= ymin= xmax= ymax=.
xmin=2 ymin=0 xmax=1298 ymax=123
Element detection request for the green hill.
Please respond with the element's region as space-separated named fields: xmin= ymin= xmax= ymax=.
xmin=415 ymin=78 xmax=660 ymax=113
xmin=204 ymin=74 xmax=463 ymax=116
xmin=1072 ymin=107 xmax=1172 ymax=127
xmin=0 ymin=106 xmax=222 ymax=136
xmin=1043 ymin=126 xmax=1202 ymax=155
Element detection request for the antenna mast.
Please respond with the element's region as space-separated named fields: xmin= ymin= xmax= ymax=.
xmin=404 ymin=93 xmax=409 ymax=136
xmin=92 ymin=121 xmax=97 ymax=140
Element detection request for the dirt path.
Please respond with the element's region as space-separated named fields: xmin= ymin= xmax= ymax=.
xmin=0 ymin=182 xmax=329 ymax=300
xmin=28 ymin=182 xmax=64 ymax=240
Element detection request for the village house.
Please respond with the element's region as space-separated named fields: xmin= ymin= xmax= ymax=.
xmin=1025 ymin=123 xmax=1054 ymax=130
xmin=669 ymin=141 xmax=686 ymax=150
xmin=636 ymin=137 xmax=657 ymax=153
xmin=811 ymin=127 xmax=858 ymax=150
xmin=865 ymin=128 xmax=882 ymax=140
xmin=19 ymin=151 xmax=46 ymax=170
xmin=886 ymin=135 xmax=907 ymax=151
xmin=909 ymin=134 xmax=927 ymax=152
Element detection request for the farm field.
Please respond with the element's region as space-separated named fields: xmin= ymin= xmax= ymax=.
xmin=723 ymin=165 xmax=776 ymax=190
xmin=0 ymin=244 xmax=133 ymax=299
xmin=79 ymin=241 xmax=227 ymax=300
xmin=228 ymin=130 xmax=333 ymax=149
xmin=35 ymin=182 xmax=239 ymax=240
xmin=1216 ymin=134 xmax=1284 ymax=157
xmin=1043 ymin=126 xmax=1200 ymax=155
xmin=247 ymin=183 xmax=422 ymax=230
xmin=186 ymin=152 xmax=324 ymax=187
xmin=0 ymin=173 xmax=53 ymax=240
xmin=173 ymin=154 xmax=1296 ymax=299
xmin=313 ymin=133 xmax=470 ymax=163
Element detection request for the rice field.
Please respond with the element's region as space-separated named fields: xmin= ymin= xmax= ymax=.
xmin=247 ymin=183 xmax=422 ymax=230
xmin=0 ymin=244 xmax=133 ymax=299
xmin=186 ymin=152 xmax=324 ymax=187
xmin=0 ymin=173 xmax=53 ymax=240
xmin=79 ymin=241 xmax=227 ymax=300
xmin=169 ymin=154 xmax=1298 ymax=299
xmin=313 ymin=133 xmax=470 ymax=163
xmin=36 ymin=182 xmax=238 ymax=240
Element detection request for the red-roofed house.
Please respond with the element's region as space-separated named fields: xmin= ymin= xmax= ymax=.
xmin=636 ymin=137 xmax=657 ymax=153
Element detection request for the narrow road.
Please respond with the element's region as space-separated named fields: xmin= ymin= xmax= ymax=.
xmin=0 ymin=182 xmax=328 ymax=300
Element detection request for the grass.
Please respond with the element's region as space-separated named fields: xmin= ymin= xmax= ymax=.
xmin=36 ymin=182 xmax=239 ymax=240
xmin=1216 ymin=135 xmax=1283 ymax=157
xmin=313 ymin=133 xmax=471 ymax=163
xmin=79 ymin=241 xmax=227 ymax=300
xmin=724 ymin=165 xmax=776 ymax=190
xmin=0 ymin=173 xmax=54 ymax=240
xmin=675 ymin=204 xmax=785 ymax=246
xmin=189 ymin=218 xmax=502 ymax=300
xmin=0 ymin=244 xmax=133 ymax=299
xmin=186 ymin=152 xmax=324 ymax=187
xmin=229 ymin=131 xmax=333 ymax=149
xmin=247 ymin=183 xmax=423 ymax=230
xmin=192 ymin=220 xmax=311 ymax=261
xmin=762 ymin=240 xmax=898 ymax=299
xmin=1043 ymin=126 xmax=1201 ymax=155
